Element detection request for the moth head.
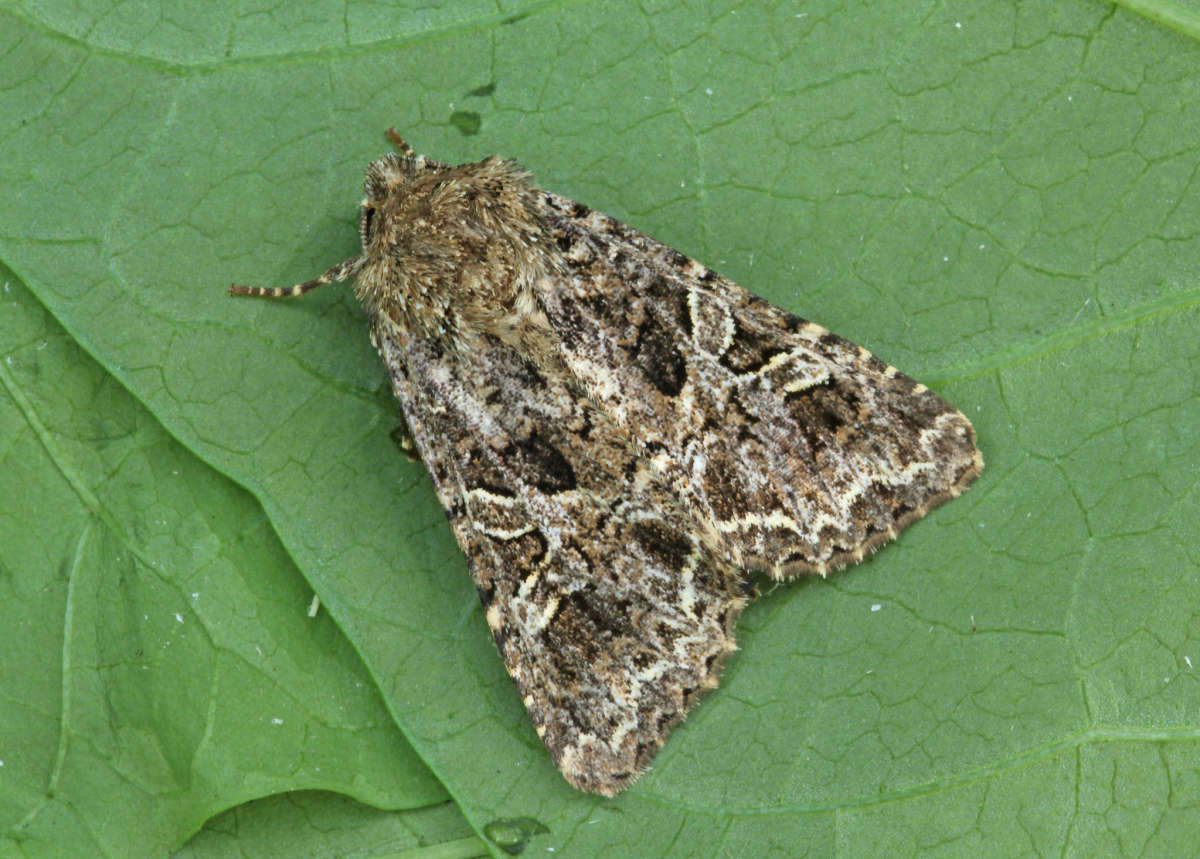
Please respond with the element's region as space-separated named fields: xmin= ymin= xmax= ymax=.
xmin=359 ymin=153 xmax=427 ymax=253
xmin=355 ymin=151 xmax=551 ymax=346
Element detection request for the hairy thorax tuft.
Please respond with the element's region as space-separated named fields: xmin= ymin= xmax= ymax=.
xmin=355 ymin=154 xmax=557 ymax=353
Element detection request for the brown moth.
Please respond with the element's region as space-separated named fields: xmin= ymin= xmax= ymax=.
xmin=232 ymin=130 xmax=983 ymax=796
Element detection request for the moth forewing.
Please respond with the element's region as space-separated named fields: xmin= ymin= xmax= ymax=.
xmin=231 ymin=132 xmax=982 ymax=795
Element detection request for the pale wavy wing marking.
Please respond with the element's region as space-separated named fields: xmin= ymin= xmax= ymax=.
xmin=535 ymin=191 xmax=982 ymax=578
xmin=371 ymin=319 xmax=750 ymax=795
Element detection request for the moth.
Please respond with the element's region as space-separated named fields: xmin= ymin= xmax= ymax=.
xmin=232 ymin=130 xmax=983 ymax=796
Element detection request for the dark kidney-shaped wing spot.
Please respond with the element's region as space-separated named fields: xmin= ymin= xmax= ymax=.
xmin=512 ymin=430 xmax=577 ymax=494
xmin=631 ymin=305 xmax=686 ymax=395
xmin=641 ymin=272 xmax=693 ymax=340
xmin=631 ymin=519 xmax=693 ymax=571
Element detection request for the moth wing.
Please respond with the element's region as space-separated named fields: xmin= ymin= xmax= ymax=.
xmin=373 ymin=321 xmax=751 ymax=796
xmin=535 ymin=192 xmax=983 ymax=577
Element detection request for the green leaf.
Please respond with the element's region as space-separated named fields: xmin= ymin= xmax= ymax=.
xmin=3 ymin=0 xmax=1199 ymax=855
xmin=176 ymin=794 xmax=483 ymax=858
xmin=0 ymin=265 xmax=451 ymax=854
xmin=0 ymin=266 xmax=446 ymax=855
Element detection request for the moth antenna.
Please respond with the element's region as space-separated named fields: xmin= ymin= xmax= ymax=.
xmin=230 ymin=255 xmax=363 ymax=298
xmin=386 ymin=127 xmax=416 ymax=158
